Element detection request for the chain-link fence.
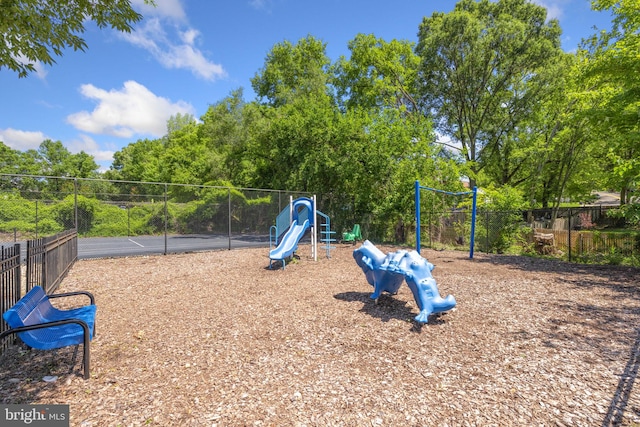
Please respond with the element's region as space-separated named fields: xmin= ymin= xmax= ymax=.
xmin=418 ymin=206 xmax=638 ymax=265
xmin=1 ymin=174 xmax=638 ymax=265
xmin=0 ymin=174 xmax=310 ymax=257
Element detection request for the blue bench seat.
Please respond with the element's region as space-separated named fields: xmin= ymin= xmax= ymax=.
xmin=1 ymin=286 xmax=97 ymax=379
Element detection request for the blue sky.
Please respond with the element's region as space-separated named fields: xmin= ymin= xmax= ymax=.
xmin=0 ymin=0 xmax=612 ymax=171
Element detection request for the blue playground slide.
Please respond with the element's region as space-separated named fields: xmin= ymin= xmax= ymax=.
xmin=269 ymin=219 xmax=310 ymax=268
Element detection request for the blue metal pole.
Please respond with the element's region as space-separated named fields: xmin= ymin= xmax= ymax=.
xmin=469 ymin=186 xmax=478 ymax=259
xmin=415 ymin=180 xmax=421 ymax=254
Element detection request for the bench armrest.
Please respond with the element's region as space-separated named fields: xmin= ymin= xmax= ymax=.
xmin=48 ymin=290 xmax=95 ymax=305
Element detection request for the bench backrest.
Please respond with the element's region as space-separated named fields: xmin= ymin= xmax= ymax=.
xmin=3 ymin=286 xmax=54 ymax=328
xmin=3 ymin=285 xmax=96 ymax=351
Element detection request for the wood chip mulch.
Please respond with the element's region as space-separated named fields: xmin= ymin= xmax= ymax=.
xmin=1 ymin=243 xmax=639 ymax=427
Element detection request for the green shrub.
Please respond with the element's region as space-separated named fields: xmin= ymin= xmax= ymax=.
xmin=0 ymin=194 xmax=36 ymax=221
xmin=475 ymin=185 xmax=527 ymax=254
xmin=50 ymin=195 xmax=99 ymax=233
xmin=85 ymin=203 xmax=129 ymax=237
xmin=607 ymin=203 xmax=640 ymax=229
xmin=37 ymin=218 xmax=64 ymax=236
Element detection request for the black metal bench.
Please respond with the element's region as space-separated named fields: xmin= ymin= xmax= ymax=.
xmin=1 ymin=286 xmax=97 ymax=379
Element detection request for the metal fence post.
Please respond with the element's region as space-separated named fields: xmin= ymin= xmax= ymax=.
xmin=164 ymin=184 xmax=168 ymax=255
xmin=74 ymin=178 xmax=78 ymax=230
xmin=486 ymin=211 xmax=490 ymax=252
xmin=228 ymin=187 xmax=232 ymax=250
xmin=469 ymin=186 xmax=478 ymax=259
xmin=427 ymin=211 xmax=431 ymax=249
xmin=415 ymin=180 xmax=421 ymax=254
xmin=568 ymin=208 xmax=572 ymax=262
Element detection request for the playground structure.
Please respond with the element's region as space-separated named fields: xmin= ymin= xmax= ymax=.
xmin=269 ymin=196 xmax=335 ymax=269
xmin=342 ymin=224 xmax=362 ymax=243
xmin=353 ymin=240 xmax=456 ymax=323
xmin=415 ymin=180 xmax=478 ymax=258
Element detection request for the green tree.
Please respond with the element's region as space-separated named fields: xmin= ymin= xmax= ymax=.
xmin=38 ymin=139 xmax=70 ymax=177
xmin=0 ymin=142 xmax=23 ymax=192
xmin=160 ymin=121 xmax=211 ymax=201
xmin=0 ymin=0 xmax=153 ymax=77
xmin=5 ymin=140 xmax=101 ymax=198
xmin=415 ymin=0 xmax=564 ymax=189
xmin=251 ymin=35 xmax=332 ymax=107
xmin=247 ymin=33 xmax=461 ymax=240
xmin=0 ymin=141 xmax=21 ymax=175
xmin=540 ymin=62 xmax=600 ymax=212
xmin=105 ymin=138 xmax=164 ymax=195
xmin=584 ymin=0 xmax=640 ymax=205
xmin=199 ymin=89 xmax=256 ymax=187
xmin=333 ymin=34 xmax=420 ymax=114
xmin=68 ymin=151 xmax=100 ymax=178
xmin=5 ymin=148 xmax=43 ymax=196
xmin=498 ymin=52 xmax=602 ymax=216
xmin=36 ymin=139 xmax=99 ymax=178
xmin=248 ymin=35 xmax=336 ymax=190
xmin=166 ymin=112 xmax=196 ymax=136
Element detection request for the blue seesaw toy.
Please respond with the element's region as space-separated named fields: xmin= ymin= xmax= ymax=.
xmin=353 ymin=240 xmax=456 ymax=323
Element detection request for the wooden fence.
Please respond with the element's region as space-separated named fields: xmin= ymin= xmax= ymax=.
xmin=534 ymin=228 xmax=638 ymax=261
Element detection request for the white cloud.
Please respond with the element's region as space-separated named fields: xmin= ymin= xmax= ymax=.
xmin=31 ymin=61 xmax=49 ymax=80
xmin=0 ymin=128 xmax=48 ymax=151
xmin=249 ymin=0 xmax=274 ymax=10
xmin=530 ymin=0 xmax=565 ymax=21
xmin=66 ymin=80 xmax=196 ymax=138
xmin=180 ymin=28 xmax=199 ymax=45
xmin=120 ymin=18 xmax=164 ymax=52
xmin=67 ymin=135 xmax=115 ymax=162
xmin=12 ymin=53 xmax=48 ymax=80
xmin=119 ymin=14 xmax=226 ymax=80
xmin=159 ymin=35 xmax=226 ymax=80
xmin=131 ymin=0 xmax=187 ymax=21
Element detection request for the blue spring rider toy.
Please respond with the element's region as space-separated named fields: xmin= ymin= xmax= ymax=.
xmin=353 ymin=240 xmax=456 ymax=323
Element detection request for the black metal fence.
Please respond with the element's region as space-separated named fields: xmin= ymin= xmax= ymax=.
xmin=0 ymin=244 xmax=21 ymax=352
xmin=26 ymin=229 xmax=78 ymax=294
xmin=0 ymin=229 xmax=78 ymax=355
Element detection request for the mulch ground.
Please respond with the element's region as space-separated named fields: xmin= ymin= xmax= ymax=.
xmin=1 ymin=243 xmax=639 ymax=427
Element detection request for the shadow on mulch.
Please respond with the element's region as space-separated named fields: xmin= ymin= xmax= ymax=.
xmin=0 ymin=343 xmax=84 ymax=404
xmin=602 ymin=327 xmax=640 ymax=427
xmin=473 ymin=253 xmax=638 ymax=279
xmin=333 ymin=291 xmax=448 ymax=331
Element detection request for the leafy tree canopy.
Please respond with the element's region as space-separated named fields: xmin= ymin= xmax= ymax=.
xmin=333 ymin=34 xmax=420 ymax=113
xmin=0 ymin=0 xmax=153 ymax=77
xmin=251 ymin=35 xmax=332 ymax=107
xmin=415 ymin=0 xmax=563 ymax=188
xmin=584 ymin=0 xmax=640 ymax=204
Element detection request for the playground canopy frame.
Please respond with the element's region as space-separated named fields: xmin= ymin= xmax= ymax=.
xmin=414 ymin=180 xmax=478 ymax=259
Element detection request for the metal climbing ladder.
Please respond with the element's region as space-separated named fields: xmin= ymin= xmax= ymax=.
xmin=317 ymin=211 xmax=335 ymax=259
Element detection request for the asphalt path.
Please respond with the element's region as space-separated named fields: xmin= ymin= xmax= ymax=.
xmin=4 ymin=234 xmax=271 ymax=261
xmin=78 ymin=234 xmax=271 ymax=259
